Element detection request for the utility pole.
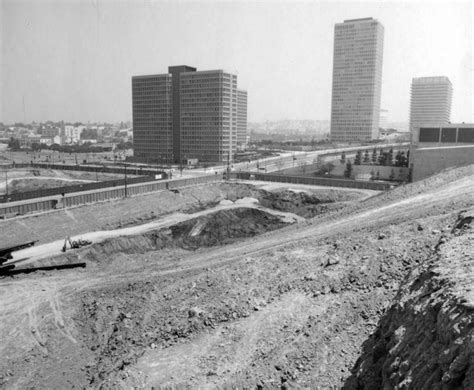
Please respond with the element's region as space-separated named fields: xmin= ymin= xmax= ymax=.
xmin=124 ymin=163 xmax=128 ymax=198
xmin=5 ymin=170 xmax=8 ymax=198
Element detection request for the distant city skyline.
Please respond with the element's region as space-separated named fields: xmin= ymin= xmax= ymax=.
xmin=1 ymin=1 xmax=472 ymax=124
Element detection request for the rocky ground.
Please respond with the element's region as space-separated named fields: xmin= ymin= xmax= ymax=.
xmin=0 ymin=166 xmax=472 ymax=389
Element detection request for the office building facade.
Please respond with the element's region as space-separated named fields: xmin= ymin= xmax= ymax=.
xmin=237 ymin=89 xmax=248 ymax=146
xmin=409 ymin=76 xmax=452 ymax=131
xmin=132 ymin=74 xmax=173 ymax=162
xmin=132 ymin=66 xmax=246 ymax=164
xmin=330 ymin=17 xmax=384 ymax=142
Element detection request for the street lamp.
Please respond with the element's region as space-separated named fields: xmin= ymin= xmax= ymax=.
xmin=5 ymin=169 xmax=8 ymax=198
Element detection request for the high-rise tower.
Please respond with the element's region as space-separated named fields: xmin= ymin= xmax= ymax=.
xmin=409 ymin=76 xmax=452 ymax=131
xmin=330 ymin=17 xmax=384 ymax=142
xmin=132 ymin=66 xmax=247 ymax=164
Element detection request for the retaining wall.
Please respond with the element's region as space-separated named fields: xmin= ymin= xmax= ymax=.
xmin=411 ymin=145 xmax=474 ymax=181
xmin=0 ymin=174 xmax=223 ymax=219
xmin=231 ymin=172 xmax=391 ymax=191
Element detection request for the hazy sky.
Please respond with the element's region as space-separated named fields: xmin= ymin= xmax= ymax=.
xmin=1 ymin=0 xmax=472 ymax=124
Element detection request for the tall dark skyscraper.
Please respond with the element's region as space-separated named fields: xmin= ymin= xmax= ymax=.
xmin=330 ymin=17 xmax=384 ymax=142
xmin=132 ymin=65 xmax=247 ymax=164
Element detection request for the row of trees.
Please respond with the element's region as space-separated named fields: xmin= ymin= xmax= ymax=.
xmin=341 ymin=148 xmax=409 ymax=167
xmin=7 ymin=137 xmax=130 ymax=153
xmin=31 ymin=142 xmax=112 ymax=153
xmin=343 ymin=160 xmax=409 ymax=181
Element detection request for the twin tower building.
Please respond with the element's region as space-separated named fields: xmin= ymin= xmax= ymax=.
xmin=132 ymin=65 xmax=247 ymax=164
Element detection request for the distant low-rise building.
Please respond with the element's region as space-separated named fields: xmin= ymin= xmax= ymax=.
xmin=40 ymin=137 xmax=54 ymax=146
xmin=64 ymin=125 xmax=85 ymax=144
xmin=410 ymin=124 xmax=474 ymax=180
xmin=41 ymin=127 xmax=60 ymax=137
xmin=19 ymin=134 xmax=42 ymax=148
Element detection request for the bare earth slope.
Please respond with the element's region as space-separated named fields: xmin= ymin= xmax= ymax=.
xmin=0 ymin=165 xmax=472 ymax=389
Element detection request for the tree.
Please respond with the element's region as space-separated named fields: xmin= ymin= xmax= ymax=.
xmin=387 ymin=148 xmax=394 ymax=166
xmin=395 ymin=151 xmax=402 ymax=166
xmin=377 ymin=148 xmax=385 ymax=165
xmin=354 ymin=150 xmax=362 ymax=165
xmin=31 ymin=142 xmax=42 ymax=151
xmin=378 ymin=151 xmax=390 ymax=166
xmin=8 ymin=137 xmax=20 ymax=150
xmin=344 ymin=160 xmax=353 ymax=178
xmin=315 ymin=162 xmax=335 ymax=176
xmin=340 ymin=151 xmax=346 ymax=164
xmin=371 ymin=148 xmax=377 ymax=164
xmin=363 ymin=150 xmax=370 ymax=163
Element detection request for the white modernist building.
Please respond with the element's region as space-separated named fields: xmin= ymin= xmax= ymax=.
xmin=330 ymin=17 xmax=384 ymax=142
xmin=64 ymin=125 xmax=85 ymax=144
xmin=409 ymin=76 xmax=452 ymax=131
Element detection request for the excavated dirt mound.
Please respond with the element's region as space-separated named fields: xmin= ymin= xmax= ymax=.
xmin=222 ymin=183 xmax=364 ymax=218
xmin=168 ymin=207 xmax=289 ymax=249
xmin=71 ymin=207 xmax=293 ymax=264
xmin=258 ymin=190 xmax=331 ymax=218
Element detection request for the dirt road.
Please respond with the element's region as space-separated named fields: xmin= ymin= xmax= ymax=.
xmin=8 ymin=199 xmax=303 ymax=267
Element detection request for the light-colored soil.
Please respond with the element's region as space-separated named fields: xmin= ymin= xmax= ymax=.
xmin=0 ymin=168 xmax=133 ymax=195
xmin=0 ymin=165 xmax=472 ymax=389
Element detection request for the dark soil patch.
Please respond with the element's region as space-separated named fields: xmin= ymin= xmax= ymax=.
xmin=258 ymin=190 xmax=332 ymax=218
xmin=168 ymin=208 xmax=289 ymax=249
xmin=80 ymin=207 xmax=292 ymax=263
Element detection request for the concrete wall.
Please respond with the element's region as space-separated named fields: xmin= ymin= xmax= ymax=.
xmin=353 ymin=165 xmax=409 ymax=181
xmin=232 ymin=172 xmax=391 ymax=191
xmin=412 ymin=145 xmax=474 ymax=181
xmin=0 ymin=174 xmax=222 ymax=219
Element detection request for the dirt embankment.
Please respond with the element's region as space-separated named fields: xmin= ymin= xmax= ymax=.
xmin=75 ymin=207 xmax=292 ymax=264
xmin=1 ymin=167 xmax=472 ymax=389
xmin=223 ymin=183 xmax=364 ymax=218
xmin=344 ymin=209 xmax=474 ymax=389
xmin=0 ymin=182 xmax=365 ymax=246
xmin=71 ymin=213 xmax=446 ymax=389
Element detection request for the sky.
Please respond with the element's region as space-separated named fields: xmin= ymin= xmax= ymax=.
xmin=1 ymin=0 xmax=472 ymax=124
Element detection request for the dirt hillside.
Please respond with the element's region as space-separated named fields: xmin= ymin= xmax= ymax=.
xmin=0 ymin=165 xmax=472 ymax=389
